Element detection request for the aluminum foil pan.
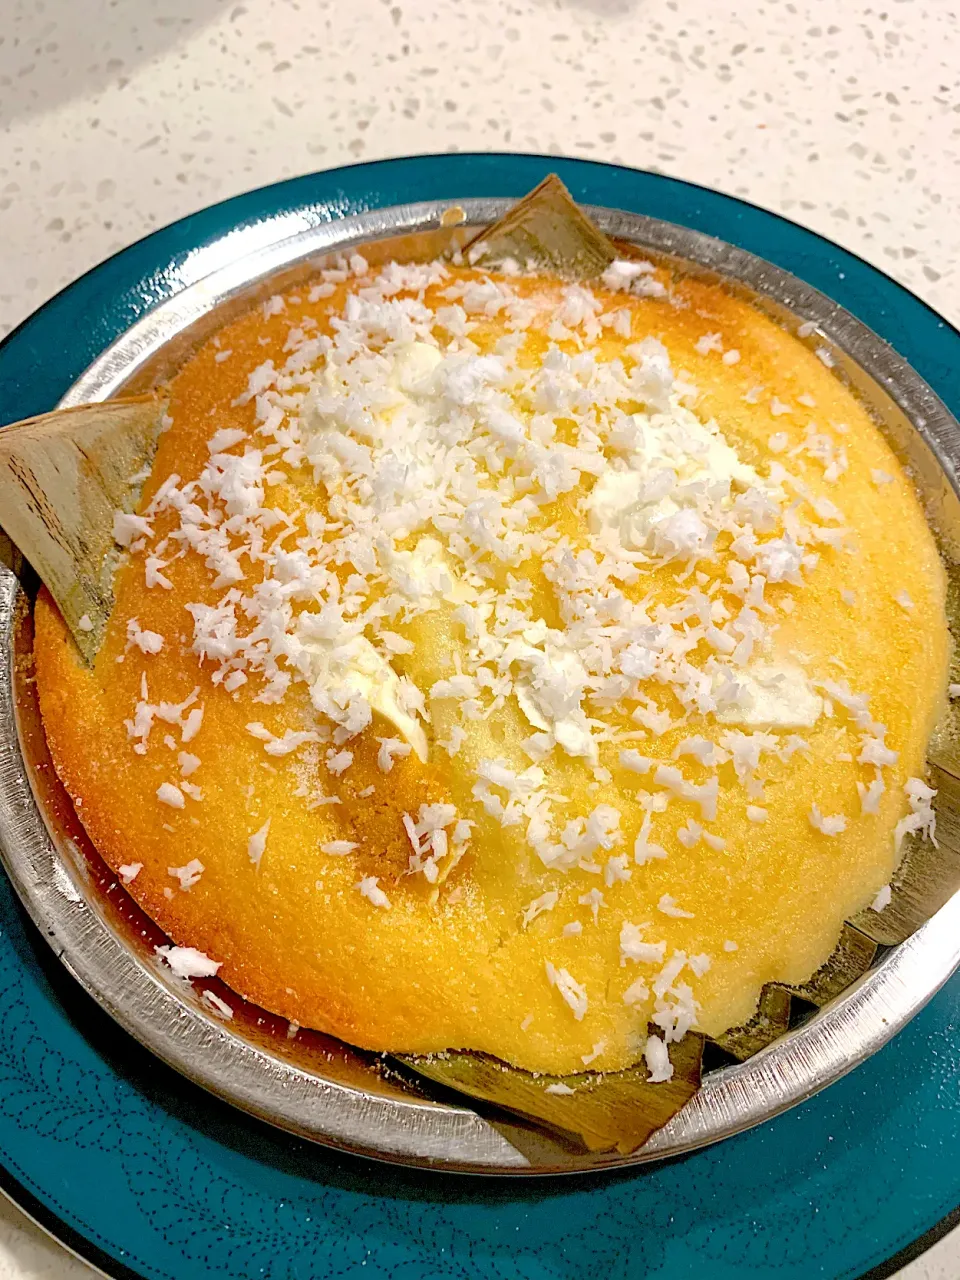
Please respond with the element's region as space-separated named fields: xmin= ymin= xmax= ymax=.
xmin=2 ymin=199 xmax=960 ymax=1175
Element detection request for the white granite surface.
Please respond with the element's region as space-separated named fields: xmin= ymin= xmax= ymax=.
xmin=0 ymin=0 xmax=958 ymax=1275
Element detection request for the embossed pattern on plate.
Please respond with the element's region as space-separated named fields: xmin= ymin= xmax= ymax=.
xmin=2 ymin=198 xmax=960 ymax=1174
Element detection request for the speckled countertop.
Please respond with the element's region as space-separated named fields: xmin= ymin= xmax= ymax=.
xmin=1 ymin=0 xmax=959 ymax=1275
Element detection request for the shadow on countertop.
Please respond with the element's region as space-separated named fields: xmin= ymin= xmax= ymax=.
xmin=0 ymin=0 xmax=232 ymax=123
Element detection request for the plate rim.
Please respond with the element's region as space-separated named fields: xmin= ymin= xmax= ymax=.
xmin=4 ymin=151 xmax=959 ymax=361
xmin=0 ymin=1114 xmax=956 ymax=1280
xmin=0 ymin=1175 xmax=131 ymax=1280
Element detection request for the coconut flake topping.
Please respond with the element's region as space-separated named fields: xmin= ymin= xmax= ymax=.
xmin=109 ymin=255 xmax=927 ymax=1069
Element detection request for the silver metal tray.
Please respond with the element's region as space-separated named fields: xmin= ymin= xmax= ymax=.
xmin=2 ymin=199 xmax=960 ymax=1175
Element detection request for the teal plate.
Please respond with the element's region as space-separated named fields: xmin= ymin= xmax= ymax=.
xmin=0 ymin=154 xmax=959 ymax=1280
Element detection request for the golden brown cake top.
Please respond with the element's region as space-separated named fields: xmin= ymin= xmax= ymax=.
xmin=33 ymin=251 xmax=948 ymax=1078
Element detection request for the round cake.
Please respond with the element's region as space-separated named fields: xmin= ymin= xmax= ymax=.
xmin=33 ymin=250 xmax=948 ymax=1079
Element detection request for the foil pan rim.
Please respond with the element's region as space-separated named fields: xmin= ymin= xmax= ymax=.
xmin=0 ymin=197 xmax=957 ymax=1174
